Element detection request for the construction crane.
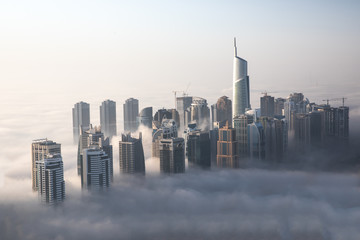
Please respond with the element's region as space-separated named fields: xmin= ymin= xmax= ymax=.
xmin=322 ymin=97 xmax=347 ymax=107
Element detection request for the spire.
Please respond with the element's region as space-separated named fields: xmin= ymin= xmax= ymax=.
xmin=234 ymin=37 xmax=237 ymax=57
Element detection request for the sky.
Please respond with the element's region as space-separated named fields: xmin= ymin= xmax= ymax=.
xmin=1 ymin=0 xmax=360 ymax=239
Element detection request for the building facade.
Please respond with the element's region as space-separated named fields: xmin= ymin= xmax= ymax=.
xmin=159 ymin=138 xmax=185 ymax=173
xmin=31 ymin=139 xmax=61 ymax=191
xmin=100 ymin=99 xmax=117 ymax=139
xmin=216 ymin=124 xmax=239 ymax=168
xmin=211 ymin=96 xmax=232 ymax=128
xmin=36 ymin=154 xmax=65 ymax=204
xmin=124 ymin=98 xmax=139 ymax=132
xmin=137 ymin=107 xmax=153 ymax=129
xmin=260 ymin=94 xmax=275 ymax=117
xmin=119 ymin=133 xmax=145 ymax=174
xmin=72 ymin=101 xmax=90 ymax=144
xmin=186 ymin=130 xmax=211 ymax=168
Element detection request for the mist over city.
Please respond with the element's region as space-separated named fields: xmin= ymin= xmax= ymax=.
xmin=1 ymin=1 xmax=360 ymax=240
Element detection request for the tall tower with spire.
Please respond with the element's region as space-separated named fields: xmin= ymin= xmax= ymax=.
xmin=232 ymin=38 xmax=250 ymax=117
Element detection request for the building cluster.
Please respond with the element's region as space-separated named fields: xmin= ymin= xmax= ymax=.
xmin=32 ymin=38 xmax=351 ymax=204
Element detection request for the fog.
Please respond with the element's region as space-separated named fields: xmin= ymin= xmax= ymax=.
xmin=1 ymin=99 xmax=360 ymax=240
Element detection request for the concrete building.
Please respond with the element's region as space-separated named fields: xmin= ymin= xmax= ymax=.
xmin=137 ymin=107 xmax=153 ymax=129
xmin=119 ymin=133 xmax=145 ymax=174
xmin=124 ymin=98 xmax=139 ymax=132
xmin=211 ymin=96 xmax=232 ymax=128
xmin=233 ymin=114 xmax=254 ymax=157
xmin=260 ymin=94 xmax=275 ymax=117
xmin=31 ymin=139 xmax=61 ymax=191
xmin=153 ymin=108 xmax=180 ymax=128
xmin=233 ymin=38 xmax=250 ymax=117
xmin=100 ymin=100 xmax=117 ymax=139
xmin=72 ymin=101 xmax=90 ymax=144
xmin=284 ymin=93 xmax=309 ymax=130
xmin=159 ymin=138 xmax=185 ymax=174
xmin=36 ymin=154 xmax=65 ymax=204
xmin=186 ymin=130 xmax=211 ymax=168
xmin=216 ymin=124 xmax=239 ymax=168
xmin=82 ymin=148 xmax=111 ymax=190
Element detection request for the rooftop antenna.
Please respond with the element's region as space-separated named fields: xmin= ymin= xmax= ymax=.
xmin=234 ymin=37 xmax=237 ymax=56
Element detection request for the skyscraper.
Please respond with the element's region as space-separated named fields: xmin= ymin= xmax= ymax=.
xmin=186 ymin=97 xmax=210 ymax=131
xmin=248 ymin=122 xmax=266 ymax=160
xmin=176 ymin=96 xmax=193 ymax=131
xmin=119 ymin=133 xmax=145 ymax=174
xmin=274 ymin=98 xmax=286 ymax=116
xmin=233 ymin=38 xmax=250 ymax=117
xmin=159 ymin=138 xmax=185 ymax=174
xmin=233 ymin=114 xmax=254 ymax=157
xmin=31 ymin=139 xmax=61 ymax=191
xmin=211 ymin=96 xmax=232 ymax=128
xmin=152 ymin=119 xmax=178 ymax=157
xmin=260 ymin=94 xmax=275 ymax=117
xmin=124 ymin=98 xmax=139 ymax=132
xmin=137 ymin=107 xmax=153 ymax=129
xmin=186 ymin=130 xmax=211 ymax=168
xmin=82 ymin=148 xmax=111 ymax=190
xmin=100 ymin=100 xmax=117 ymax=139
xmin=77 ymin=125 xmax=113 ymax=182
xmin=216 ymin=123 xmax=239 ymax=168
xmin=153 ymin=108 xmax=180 ymax=128
xmin=72 ymin=101 xmax=90 ymax=144
xmin=36 ymin=154 xmax=65 ymax=204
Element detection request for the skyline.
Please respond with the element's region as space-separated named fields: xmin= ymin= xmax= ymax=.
xmin=1 ymin=1 xmax=360 ymax=239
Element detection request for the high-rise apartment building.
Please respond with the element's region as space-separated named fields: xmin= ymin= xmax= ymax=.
xmin=72 ymin=101 xmax=90 ymax=144
xmin=260 ymin=94 xmax=275 ymax=117
xmin=31 ymin=139 xmax=61 ymax=191
xmin=185 ymin=97 xmax=210 ymax=131
xmin=216 ymin=124 xmax=239 ymax=168
xmin=77 ymin=126 xmax=113 ymax=182
xmin=124 ymin=98 xmax=139 ymax=132
xmin=119 ymin=133 xmax=145 ymax=174
xmin=211 ymin=96 xmax=232 ymax=128
xmin=100 ymin=99 xmax=117 ymax=139
xmin=274 ymin=98 xmax=286 ymax=116
xmin=36 ymin=154 xmax=65 ymax=204
xmin=152 ymin=119 xmax=178 ymax=157
xmin=82 ymin=148 xmax=111 ymax=190
xmin=159 ymin=138 xmax=185 ymax=173
xmin=137 ymin=107 xmax=153 ymax=129
xmin=153 ymin=108 xmax=180 ymax=128
xmin=233 ymin=38 xmax=250 ymax=117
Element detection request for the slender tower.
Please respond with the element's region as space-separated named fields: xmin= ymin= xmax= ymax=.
xmin=233 ymin=38 xmax=250 ymax=117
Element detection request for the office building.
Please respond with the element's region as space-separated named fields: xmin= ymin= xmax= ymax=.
xmin=233 ymin=38 xmax=250 ymax=117
xmin=260 ymin=94 xmax=275 ymax=117
xmin=186 ymin=130 xmax=211 ymax=168
xmin=211 ymin=96 xmax=232 ymax=128
xmin=31 ymin=139 xmax=61 ymax=191
xmin=137 ymin=107 xmax=153 ymax=129
xmin=119 ymin=133 xmax=145 ymax=174
xmin=248 ymin=122 xmax=266 ymax=160
xmin=159 ymin=138 xmax=185 ymax=173
xmin=82 ymin=148 xmax=111 ymax=190
xmin=233 ymin=114 xmax=254 ymax=157
xmin=124 ymin=98 xmax=139 ymax=132
xmin=36 ymin=154 xmax=65 ymax=204
xmin=72 ymin=101 xmax=90 ymax=144
xmin=100 ymin=100 xmax=117 ymax=139
xmin=154 ymin=108 xmax=180 ymax=128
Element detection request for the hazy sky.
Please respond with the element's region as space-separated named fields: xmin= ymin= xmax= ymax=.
xmin=1 ymin=1 xmax=360 ymax=239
